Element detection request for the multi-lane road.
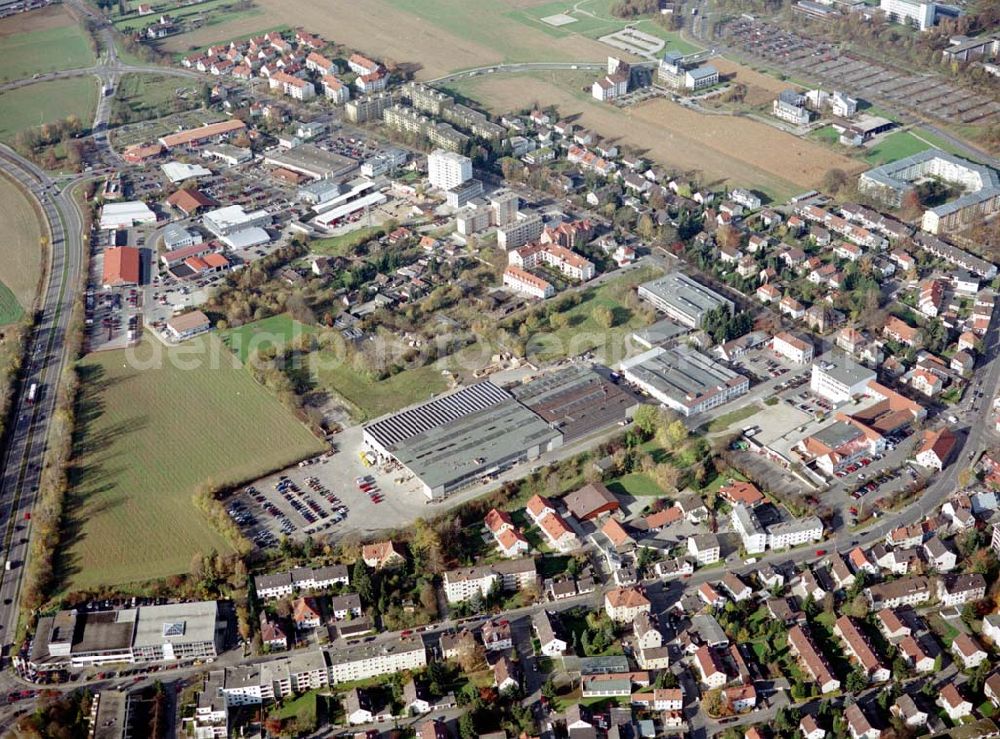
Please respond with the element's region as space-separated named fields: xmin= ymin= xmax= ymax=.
xmin=0 ymin=147 xmax=86 ymax=658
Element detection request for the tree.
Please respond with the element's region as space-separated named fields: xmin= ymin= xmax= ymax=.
xmin=823 ymin=168 xmax=849 ymax=196
xmin=541 ymin=678 xmax=559 ymax=703
xmin=632 ymin=404 xmax=660 ymax=438
xmin=593 ymin=305 xmax=615 ymax=329
xmin=845 ymin=667 xmax=868 ymax=693
xmin=459 ymin=711 xmax=478 ymax=739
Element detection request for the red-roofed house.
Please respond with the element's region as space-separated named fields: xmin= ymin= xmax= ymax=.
xmin=102 ymin=246 xmax=141 ymax=287
xmin=915 ymin=427 xmax=957 ymax=470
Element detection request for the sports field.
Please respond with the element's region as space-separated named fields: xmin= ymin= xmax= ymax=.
xmin=0 ymin=174 xmax=42 ymax=311
xmin=864 ymin=130 xmax=933 ymax=165
xmin=64 ymin=335 xmax=325 ymax=590
xmin=0 ymin=77 xmax=98 ymax=142
xmin=0 ymin=5 xmax=96 ymax=83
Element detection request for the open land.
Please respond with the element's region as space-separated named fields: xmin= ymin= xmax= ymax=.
xmin=110 ymin=73 xmax=201 ymax=125
xmin=709 ymin=57 xmax=798 ymax=107
xmin=167 ymin=0 xmax=633 ymax=78
xmin=111 ymin=0 xmax=264 ymax=32
xmin=64 ymin=335 xmax=325 ymax=591
xmin=0 ymin=5 xmax=95 ymax=83
xmin=0 ymin=77 xmax=98 ymax=142
xmin=0 ymin=173 xmax=42 ymax=311
xmin=312 ymin=356 xmax=450 ymax=421
xmin=446 ymin=72 xmax=862 ymax=199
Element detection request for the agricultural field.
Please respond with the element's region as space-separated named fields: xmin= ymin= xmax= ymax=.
xmin=0 ymin=174 xmax=42 ymax=310
xmin=63 ymin=335 xmax=325 ymax=590
xmin=0 ymin=5 xmax=95 ymax=83
xmin=709 ymin=57 xmax=797 ymax=107
xmin=223 ymin=0 xmax=624 ymax=79
xmin=446 ymin=71 xmax=861 ymax=200
xmin=0 ymin=77 xmax=98 ymax=142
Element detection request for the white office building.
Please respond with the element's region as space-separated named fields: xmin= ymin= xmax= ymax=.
xmin=880 ymin=0 xmax=936 ymax=29
xmin=810 ymin=352 xmax=876 ymax=404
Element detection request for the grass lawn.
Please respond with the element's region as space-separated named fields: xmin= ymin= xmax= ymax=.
xmin=864 ymin=131 xmax=933 ymax=165
xmin=0 ymin=77 xmax=98 ymax=142
xmin=927 ymin=612 xmax=960 ymax=647
xmin=312 ymin=353 xmax=449 ymax=421
xmin=64 ymin=335 xmax=325 ymax=591
xmin=111 ymin=73 xmax=200 ymax=124
xmin=271 ymin=689 xmax=319 ymax=721
xmin=704 ymin=403 xmax=761 ymax=433
xmin=0 ymin=172 xmax=43 ymax=308
xmin=0 ymin=11 xmax=96 ymax=83
xmin=220 ymin=314 xmax=316 ymax=364
xmin=310 ymin=226 xmax=385 ymax=258
xmin=810 ymin=125 xmax=842 ymax=144
xmin=527 ymin=265 xmax=662 ymax=362
xmin=0 ymin=283 xmax=24 ymax=325
xmin=607 ymin=472 xmax=663 ymax=497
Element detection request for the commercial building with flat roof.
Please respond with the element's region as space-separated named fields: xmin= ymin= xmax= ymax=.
xmin=362 ymin=382 xmax=561 ymax=499
xmin=203 ymin=205 xmax=270 ymax=237
xmin=638 ymin=272 xmax=733 ymax=328
xmin=99 ymin=201 xmax=156 ymax=230
xmin=810 ymin=351 xmax=877 ymax=403
xmin=620 ymin=345 xmax=749 ymax=417
xmin=263 ymin=143 xmax=357 ymax=181
xmin=510 ymin=365 xmax=639 ymax=443
xmin=32 ymin=600 xmax=224 ymax=668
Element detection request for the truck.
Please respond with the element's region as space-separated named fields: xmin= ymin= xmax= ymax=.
xmin=26 ymin=383 xmax=37 ymax=404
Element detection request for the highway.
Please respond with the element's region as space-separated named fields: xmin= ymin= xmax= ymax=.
xmin=0 ymin=146 xmax=86 ymax=660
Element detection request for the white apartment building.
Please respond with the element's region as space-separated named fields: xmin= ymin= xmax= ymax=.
xmin=503 ymin=266 xmax=554 ymax=299
xmin=442 ymin=559 xmax=536 ymax=604
xmin=509 ymin=243 xmax=595 ymax=281
xmin=321 ymin=75 xmax=350 ymax=104
xmin=498 ymin=211 xmax=545 ymax=249
xmin=767 ymin=517 xmax=823 ymax=550
xmin=327 ymin=637 xmax=427 ymax=684
xmin=731 ymin=504 xmax=767 ymax=554
xmin=880 ymin=0 xmax=936 ymax=29
xmin=428 ymin=149 xmax=472 ymax=190
xmin=687 ymin=533 xmax=721 ymax=565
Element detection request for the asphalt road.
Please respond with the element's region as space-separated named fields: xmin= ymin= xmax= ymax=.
xmin=0 ymin=147 xmax=85 ymax=658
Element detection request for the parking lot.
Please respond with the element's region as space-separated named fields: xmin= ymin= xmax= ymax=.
xmin=228 ymin=426 xmax=437 ymax=547
xmin=721 ymin=18 xmax=1000 ymax=128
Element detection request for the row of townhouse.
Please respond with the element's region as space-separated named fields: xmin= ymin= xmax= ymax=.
xmin=508 ymin=241 xmax=596 ymax=281
xmin=253 ymin=564 xmax=349 ymax=599
xmin=796 ymin=203 xmax=888 ymax=250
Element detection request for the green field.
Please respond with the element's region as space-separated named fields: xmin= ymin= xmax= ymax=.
xmin=705 ymin=403 xmax=761 ymax=433
xmin=0 ymin=283 xmax=24 ymax=325
xmin=221 ymin=314 xmax=316 ymax=364
xmin=0 ymin=77 xmax=98 ymax=142
xmin=0 ymin=16 xmax=95 ymax=83
xmin=0 ymin=173 xmax=43 ymax=308
xmin=310 ymin=227 xmax=385 ymax=258
xmin=64 ymin=335 xmax=325 ymax=590
xmin=526 ymin=266 xmax=662 ymax=362
xmin=864 ymin=131 xmax=933 ymax=165
xmin=110 ymin=74 xmax=200 ymax=125
xmin=607 ymin=472 xmax=663 ymax=497
xmin=312 ymin=355 xmax=449 ymax=421
xmin=809 ymin=125 xmax=841 ymax=144
xmin=113 ymin=0 xmax=263 ymax=32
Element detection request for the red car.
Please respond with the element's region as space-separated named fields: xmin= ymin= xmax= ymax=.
xmin=815 ymin=549 xmax=826 ymax=556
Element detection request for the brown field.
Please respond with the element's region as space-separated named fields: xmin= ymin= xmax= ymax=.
xmin=448 ymin=72 xmax=862 ymax=199
xmin=0 ymin=173 xmax=42 ymax=308
xmin=0 ymin=3 xmax=74 ymax=37
xmin=711 ymin=57 xmax=799 ymax=107
xmin=166 ymin=0 xmax=622 ymax=79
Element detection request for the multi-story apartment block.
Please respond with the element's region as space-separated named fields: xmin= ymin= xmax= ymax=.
xmin=442 ymin=558 xmax=536 ymax=604
xmin=767 ymin=517 xmax=823 ymax=550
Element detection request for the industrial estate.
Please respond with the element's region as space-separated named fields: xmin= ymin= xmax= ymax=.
xmin=0 ymin=0 xmax=999 ymax=737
